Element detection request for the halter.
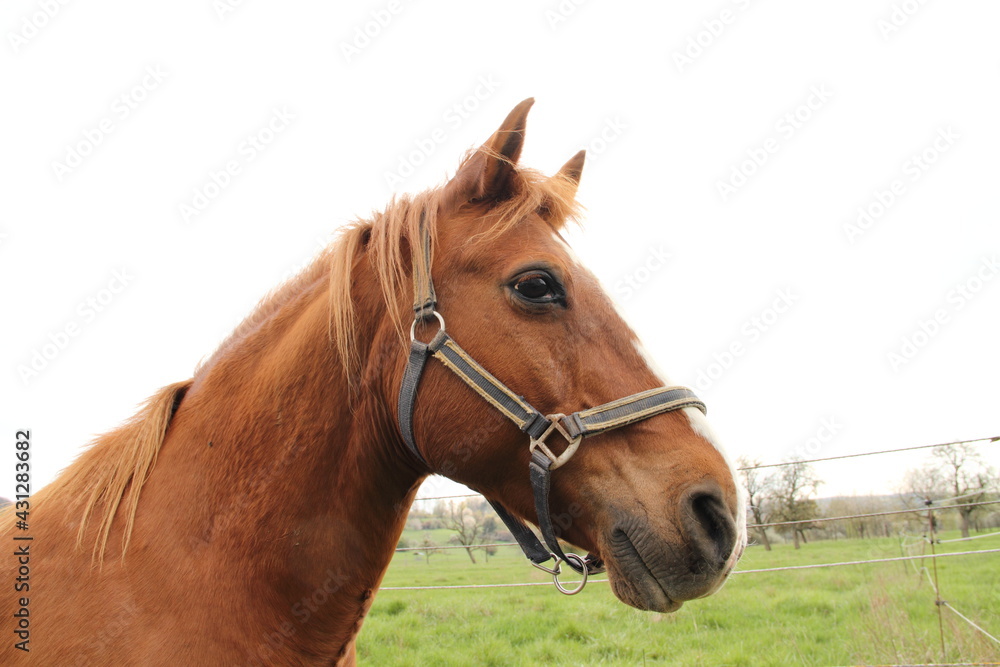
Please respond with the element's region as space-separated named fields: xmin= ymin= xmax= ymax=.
xmin=397 ymin=216 xmax=707 ymax=594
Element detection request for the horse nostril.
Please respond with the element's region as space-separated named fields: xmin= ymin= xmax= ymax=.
xmin=682 ymin=484 xmax=737 ymax=569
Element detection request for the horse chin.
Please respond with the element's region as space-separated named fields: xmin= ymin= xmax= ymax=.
xmin=601 ymin=521 xmax=714 ymax=614
xmin=601 ymin=536 xmax=682 ymax=613
xmin=606 ymin=565 xmax=684 ymax=613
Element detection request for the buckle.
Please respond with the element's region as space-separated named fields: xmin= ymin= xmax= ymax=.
xmin=529 ymin=414 xmax=582 ymax=470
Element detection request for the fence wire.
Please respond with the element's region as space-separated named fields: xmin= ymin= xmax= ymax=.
xmin=396 ymin=501 xmax=1000 ymax=554
xmin=381 ymin=547 xmax=1000 ymax=590
xmin=735 ymin=435 xmax=998 ymax=471
xmin=919 ymin=559 xmax=1000 ymax=649
xmin=750 ymin=500 xmax=1000 ymax=530
xmin=384 ymin=547 xmax=1000 ymax=648
xmin=937 ymin=531 xmax=1000 ymax=544
xmin=412 ymin=434 xmax=999 ymax=503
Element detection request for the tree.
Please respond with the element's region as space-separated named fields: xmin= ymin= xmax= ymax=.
xmin=420 ymin=537 xmax=438 ymax=565
xmin=479 ymin=512 xmax=500 ymax=562
xmin=737 ymin=456 xmax=773 ymax=551
xmin=936 ymin=444 xmax=998 ymax=537
xmin=444 ymin=501 xmax=489 ymax=563
xmin=767 ymin=459 xmax=822 ymax=549
xmin=900 ymin=465 xmax=948 ymax=533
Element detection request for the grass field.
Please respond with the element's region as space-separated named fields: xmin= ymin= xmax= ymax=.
xmin=358 ymin=530 xmax=1000 ymax=666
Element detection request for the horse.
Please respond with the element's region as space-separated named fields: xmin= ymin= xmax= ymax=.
xmin=1 ymin=98 xmax=746 ymax=665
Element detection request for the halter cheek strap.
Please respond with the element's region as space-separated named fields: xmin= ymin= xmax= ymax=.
xmin=397 ymin=216 xmax=707 ymax=594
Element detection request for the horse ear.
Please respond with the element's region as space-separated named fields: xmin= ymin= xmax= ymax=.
xmin=555 ymin=149 xmax=585 ymax=193
xmin=441 ymin=97 xmax=534 ymax=211
xmin=539 ymin=149 xmax=585 ymax=224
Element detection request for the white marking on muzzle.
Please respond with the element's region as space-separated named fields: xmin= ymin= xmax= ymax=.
xmin=630 ymin=340 xmax=748 ymax=581
xmin=683 ymin=406 xmax=748 ymax=588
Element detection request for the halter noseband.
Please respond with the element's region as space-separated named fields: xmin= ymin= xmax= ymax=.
xmin=397 ymin=216 xmax=707 ymax=595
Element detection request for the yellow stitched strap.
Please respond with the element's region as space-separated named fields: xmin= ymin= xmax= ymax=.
xmin=411 ymin=211 xmax=437 ymax=315
xmin=426 ymin=333 xmax=703 ymax=443
xmin=433 ymin=339 xmax=536 ymax=430
xmin=564 ymin=387 xmax=706 ymax=438
xmin=580 ymin=397 xmax=703 ymax=432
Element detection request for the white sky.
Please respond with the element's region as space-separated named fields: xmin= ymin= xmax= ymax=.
xmin=2 ymin=0 xmax=998 ymax=504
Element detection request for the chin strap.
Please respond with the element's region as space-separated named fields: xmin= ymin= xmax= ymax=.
xmin=396 ymin=215 xmax=705 ymax=595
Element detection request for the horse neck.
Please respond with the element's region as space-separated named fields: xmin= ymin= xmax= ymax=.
xmin=138 ymin=275 xmax=420 ymax=660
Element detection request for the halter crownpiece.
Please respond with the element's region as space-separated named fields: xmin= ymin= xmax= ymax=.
xmin=397 ymin=214 xmax=707 ymax=594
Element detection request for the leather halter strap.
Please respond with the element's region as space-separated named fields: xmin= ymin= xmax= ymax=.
xmin=396 ymin=215 xmax=707 ymax=591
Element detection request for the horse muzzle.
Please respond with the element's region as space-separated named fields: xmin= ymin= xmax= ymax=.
xmin=602 ymin=482 xmax=741 ymax=613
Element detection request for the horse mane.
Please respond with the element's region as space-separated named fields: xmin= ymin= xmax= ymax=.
xmin=23 ymin=379 xmax=193 ymax=565
xmin=26 ymin=150 xmax=581 ymax=564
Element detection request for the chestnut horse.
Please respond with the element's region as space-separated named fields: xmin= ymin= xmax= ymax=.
xmin=1 ymin=99 xmax=745 ymax=665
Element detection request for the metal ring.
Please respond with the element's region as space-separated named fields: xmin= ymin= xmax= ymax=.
xmin=530 ymin=558 xmax=561 ymax=577
xmin=552 ymin=553 xmax=588 ymax=595
xmin=410 ymin=310 xmax=446 ymax=342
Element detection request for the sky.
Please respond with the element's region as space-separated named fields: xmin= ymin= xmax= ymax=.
xmin=2 ymin=0 xmax=999 ymax=504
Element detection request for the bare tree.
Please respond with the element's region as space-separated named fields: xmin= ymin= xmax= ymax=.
xmin=898 ymin=465 xmax=947 ymax=534
xmin=902 ymin=444 xmax=1000 ymax=537
xmin=738 ymin=456 xmax=773 ymax=551
xmin=937 ymin=444 xmax=998 ymax=537
xmin=767 ymin=459 xmax=822 ymax=549
xmin=420 ymin=537 xmax=438 ymax=565
xmin=444 ymin=501 xmax=487 ymax=563
xmin=479 ymin=512 xmax=500 ymax=562
xmin=902 ymin=464 xmax=942 ymax=499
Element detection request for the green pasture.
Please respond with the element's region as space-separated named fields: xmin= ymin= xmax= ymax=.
xmin=359 ymin=531 xmax=1000 ymax=666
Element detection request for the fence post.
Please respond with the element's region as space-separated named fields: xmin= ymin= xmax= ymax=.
xmin=927 ymin=498 xmax=946 ymax=661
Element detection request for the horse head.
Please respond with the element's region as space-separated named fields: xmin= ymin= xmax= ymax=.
xmin=357 ymin=99 xmax=746 ymax=612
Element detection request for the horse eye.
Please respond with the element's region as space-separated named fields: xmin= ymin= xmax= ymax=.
xmin=512 ymin=272 xmax=563 ymax=303
xmin=516 ymin=276 xmax=550 ymax=299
